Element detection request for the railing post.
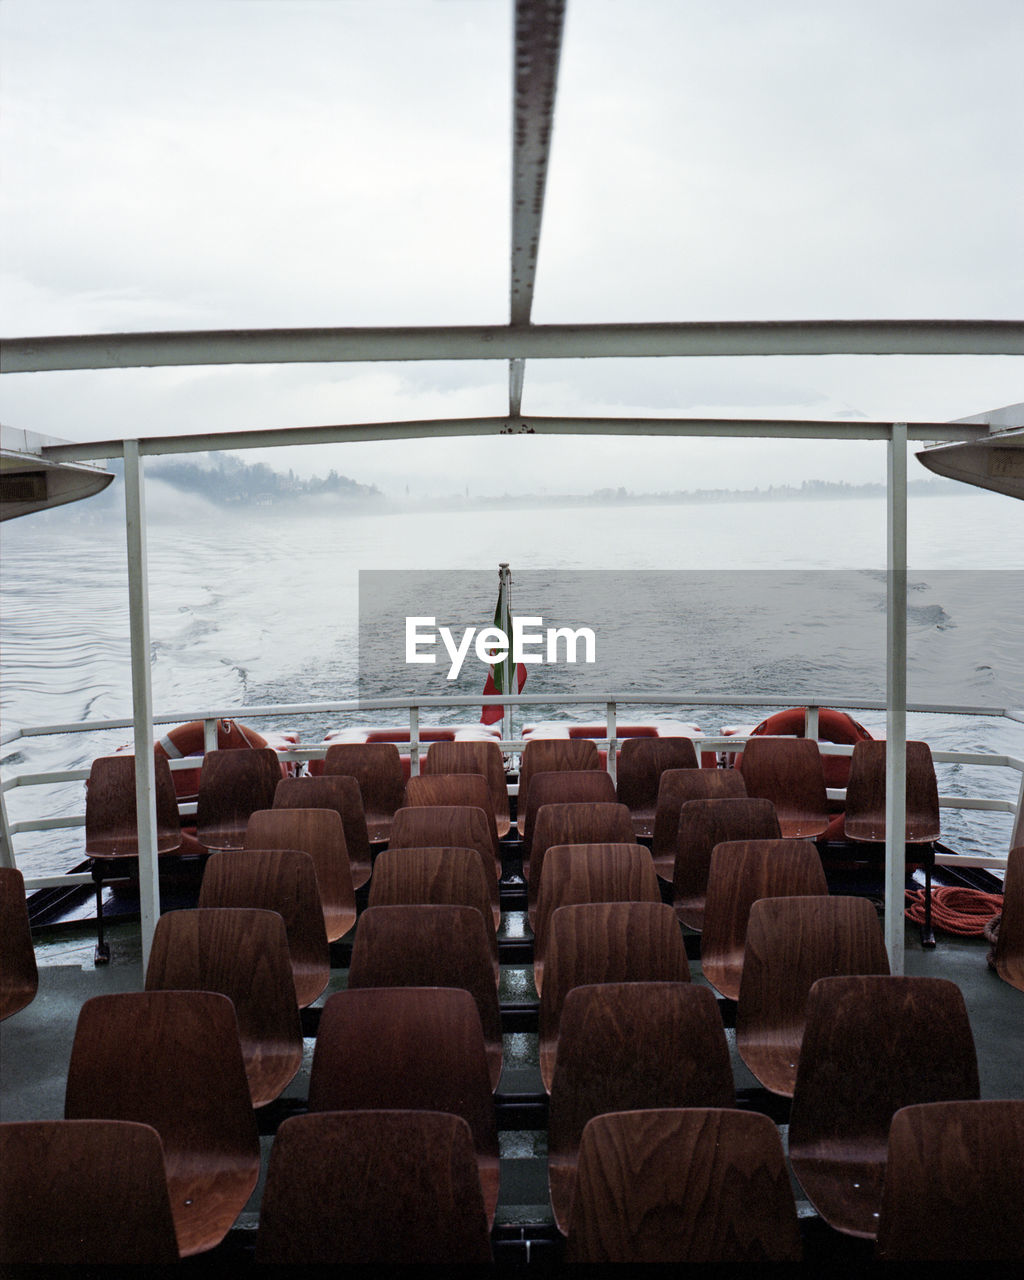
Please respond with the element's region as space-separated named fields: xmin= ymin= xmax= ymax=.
xmin=124 ymin=440 xmax=159 ymax=971
xmin=606 ymin=700 xmax=618 ymax=781
xmin=409 ymin=705 xmax=421 ymax=776
xmin=885 ymin=423 xmax=909 ymax=975
xmin=0 ymin=786 xmax=16 ymax=870
xmin=804 ymin=705 xmax=820 ymax=739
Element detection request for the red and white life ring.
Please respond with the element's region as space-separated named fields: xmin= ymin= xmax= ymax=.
xmin=748 ymin=706 xmax=873 ymax=787
xmin=155 ymin=718 xmax=271 ymax=800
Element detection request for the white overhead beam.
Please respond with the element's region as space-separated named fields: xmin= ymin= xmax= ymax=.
xmin=4 ymin=319 xmax=1022 ymax=374
xmin=509 ymin=0 xmax=565 ymax=414
xmin=39 ymin=415 xmax=992 ymax=464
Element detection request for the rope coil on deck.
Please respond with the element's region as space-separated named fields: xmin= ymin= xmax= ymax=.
xmin=904 ymin=886 xmax=1003 ymax=937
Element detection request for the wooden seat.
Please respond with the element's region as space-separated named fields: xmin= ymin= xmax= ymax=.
xmin=843 ymin=739 xmax=940 ymax=943
xmin=368 ymin=846 xmax=499 ymax=978
xmin=83 ymin=753 xmax=183 ymax=961
xmin=404 ymin=772 xmax=501 ymax=866
xmin=519 ymin=768 xmax=616 ymax=858
xmin=425 ymin=738 xmax=511 ymax=837
xmin=144 ymin=907 xmax=303 ymax=1107
xmin=788 ymin=974 xmax=980 ymax=1239
xmin=64 ymin=990 xmax=261 ymax=1258
xmin=993 ymin=844 xmax=1024 ymax=993
xmin=539 ymin=900 xmax=691 ymax=1091
xmin=875 ymin=1100 xmax=1024 ymax=1261
xmin=528 ymin=801 xmax=635 ymax=927
xmin=308 ymin=987 xmax=500 ymax=1226
xmin=533 ymin=842 xmax=660 ymax=994
xmin=737 ymin=736 xmax=831 ymax=838
xmin=0 ymin=867 xmax=38 ymax=1021
xmin=273 ymin=774 xmax=373 ymax=889
xmin=245 ymin=807 xmax=356 ymax=941
xmin=388 ymin=805 xmax=500 ymax=927
xmin=650 ymin=767 xmax=747 ymax=880
xmin=672 ymin=795 xmax=781 ymax=930
xmin=255 ymin=1110 xmax=493 ymax=1264
xmin=198 ymin=848 xmax=329 ymax=1008
xmin=700 ymin=838 xmax=828 ymax=1000
xmin=548 ymin=982 xmax=734 ymax=1234
xmin=322 ymin=741 xmax=405 ymax=841
xmin=347 ymin=904 xmax=503 ymax=1088
xmin=615 ymin=736 xmax=700 ymax=837
xmin=737 ymin=894 xmax=890 ymax=1096
xmin=517 ymin=737 xmax=602 ymax=836
xmin=0 ymin=1119 xmax=180 ymax=1264
xmin=565 ymin=1109 xmax=802 ymax=1263
xmin=194 ymin=747 xmax=282 ymax=851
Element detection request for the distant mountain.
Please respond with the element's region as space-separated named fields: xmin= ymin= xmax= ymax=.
xmin=150 ymin=454 xmax=382 ymax=506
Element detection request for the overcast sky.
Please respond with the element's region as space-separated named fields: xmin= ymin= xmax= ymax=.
xmin=1 ymin=0 xmax=1021 ymax=496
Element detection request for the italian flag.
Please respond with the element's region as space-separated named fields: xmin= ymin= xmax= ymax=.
xmin=481 ymin=564 xmax=527 ymax=725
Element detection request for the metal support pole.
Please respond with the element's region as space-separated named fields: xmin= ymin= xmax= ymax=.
xmin=885 ymin=423 xmax=909 ymax=974
xmin=124 ymin=441 xmax=160 ymax=970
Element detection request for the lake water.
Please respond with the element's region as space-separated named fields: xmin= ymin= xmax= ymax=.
xmin=2 ymin=488 xmax=1022 ymax=876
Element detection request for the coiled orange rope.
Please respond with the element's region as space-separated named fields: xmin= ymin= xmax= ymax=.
xmin=905 ymin=886 xmax=1003 ymax=936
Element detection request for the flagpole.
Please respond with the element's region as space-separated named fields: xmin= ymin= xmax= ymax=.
xmin=499 ymin=562 xmax=512 ymax=748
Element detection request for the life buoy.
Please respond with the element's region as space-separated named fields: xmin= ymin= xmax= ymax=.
xmin=156 ymin=718 xmax=269 ymax=800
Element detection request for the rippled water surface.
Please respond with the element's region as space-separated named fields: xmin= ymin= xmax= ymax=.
xmin=2 ymin=490 xmax=1021 ymax=875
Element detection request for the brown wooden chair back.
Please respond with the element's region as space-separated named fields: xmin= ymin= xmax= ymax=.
xmin=788 ymin=974 xmax=980 ymax=1239
xmin=425 ymin=738 xmax=511 ymax=837
xmin=347 ymin=903 xmax=503 ymax=1088
xmin=548 ymin=983 xmax=734 ymax=1233
xmin=876 ymin=1100 xmax=1024 ymax=1261
xmin=520 ymin=769 xmax=616 ymax=857
xmin=616 ymin=736 xmax=700 ymax=837
xmin=198 ymin=847 xmax=329 ymax=1007
xmin=64 ymin=990 xmax=260 ymax=1258
xmin=737 ymin=736 xmax=830 ymax=838
xmin=673 ymin=796 xmax=781 ymax=930
xmin=736 ymin=894 xmax=890 ymax=1096
xmin=195 ymin=747 xmax=282 ymax=851
xmin=650 ymin=767 xmax=746 ymax=878
xmin=84 ymin=753 xmax=182 ymax=858
xmin=322 ymin=741 xmax=405 ymax=841
xmin=145 ymin=907 xmax=303 ymax=1108
xmin=255 ymin=1110 xmax=493 ymax=1264
xmin=0 ymin=1119 xmax=180 ymax=1263
xmin=389 ymin=805 xmax=500 ymax=921
xmin=533 ymin=842 xmax=660 ymax=994
xmin=246 ymin=807 xmax=356 ymax=941
xmin=844 ymin=739 xmax=941 ymax=843
xmin=993 ymin=844 xmax=1024 ymax=992
xmin=368 ymin=846 xmax=499 ymax=973
xmin=565 ymin=1108 xmax=802 ymax=1262
xmin=539 ymin=900 xmax=691 ymax=1090
xmin=529 ymin=802 xmax=636 ymax=926
xmin=273 ymin=774 xmax=373 ymax=888
xmin=700 ymin=838 xmax=828 ymax=1000
xmin=517 ymin=737 xmax=602 ymax=835
xmin=308 ymin=987 xmax=500 ymax=1225
xmin=404 ymin=772 xmax=501 ymax=860
xmin=0 ymin=867 xmax=38 ymax=1022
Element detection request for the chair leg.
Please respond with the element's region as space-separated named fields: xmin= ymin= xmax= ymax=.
xmin=92 ymin=863 xmax=110 ymax=965
xmin=920 ymin=845 xmax=936 ymax=949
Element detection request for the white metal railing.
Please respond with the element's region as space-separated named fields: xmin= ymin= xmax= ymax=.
xmin=2 ymin=693 xmax=1021 ymax=888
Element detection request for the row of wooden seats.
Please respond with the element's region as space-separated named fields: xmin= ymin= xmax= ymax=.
xmin=2 ymin=970 xmax=1019 ymax=1262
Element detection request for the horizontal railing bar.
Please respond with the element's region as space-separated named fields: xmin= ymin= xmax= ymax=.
xmin=4 ymin=693 xmax=1020 ymax=743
